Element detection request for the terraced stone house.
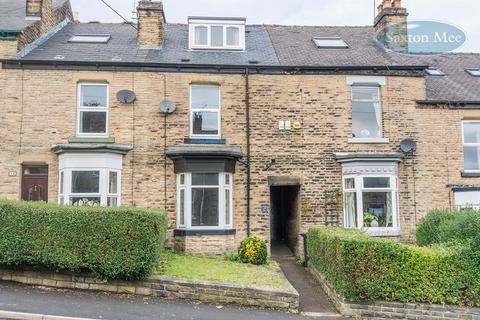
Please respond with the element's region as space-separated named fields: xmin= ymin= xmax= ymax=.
xmin=0 ymin=0 xmax=479 ymax=256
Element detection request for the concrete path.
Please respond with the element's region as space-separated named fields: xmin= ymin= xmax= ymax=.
xmin=272 ymin=242 xmax=342 ymax=318
xmin=0 ymin=281 xmax=324 ymax=320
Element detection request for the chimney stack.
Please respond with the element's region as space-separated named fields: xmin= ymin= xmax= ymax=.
xmin=137 ymin=0 xmax=166 ymax=47
xmin=374 ymin=0 xmax=409 ymax=52
xmin=26 ymin=0 xmax=52 ymax=19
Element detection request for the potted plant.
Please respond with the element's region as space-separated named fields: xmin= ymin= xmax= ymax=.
xmin=363 ymin=213 xmax=378 ymax=227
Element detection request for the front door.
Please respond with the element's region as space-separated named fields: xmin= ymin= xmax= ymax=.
xmin=21 ymin=165 xmax=48 ymax=202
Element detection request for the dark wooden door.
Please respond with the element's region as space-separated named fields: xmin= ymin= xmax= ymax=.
xmin=21 ymin=166 xmax=48 ymax=202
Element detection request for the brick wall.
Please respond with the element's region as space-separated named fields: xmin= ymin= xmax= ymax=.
xmin=0 ymin=41 xmax=19 ymax=59
xmin=0 ymin=68 xmax=478 ymax=255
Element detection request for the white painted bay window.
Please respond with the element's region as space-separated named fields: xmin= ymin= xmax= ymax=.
xmin=190 ymin=85 xmax=221 ymax=138
xmin=58 ymin=153 xmax=121 ymax=207
xmin=339 ymin=158 xmax=400 ymax=237
xmin=77 ymin=83 xmax=109 ymax=136
xmin=455 ymin=190 xmax=480 ymax=210
xmin=463 ymin=121 xmax=480 ymax=172
xmin=177 ymin=172 xmax=233 ymax=229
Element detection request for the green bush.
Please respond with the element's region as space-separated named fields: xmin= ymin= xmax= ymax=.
xmin=0 ymin=200 xmax=167 ymax=280
xmin=308 ymin=227 xmax=480 ymax=306
xmin=238 ymin=236 xmax=268 ymax=265
xmin=415 ymin=209 xmax=480 ymax=246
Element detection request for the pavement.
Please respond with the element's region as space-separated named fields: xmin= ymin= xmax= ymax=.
xmin=272 ymin=242 xmax=343 ymax=318
xmin=0 ymin=281 xmax=325 ymax=320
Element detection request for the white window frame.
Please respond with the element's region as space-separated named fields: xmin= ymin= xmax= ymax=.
xmin=189 ymin=84 xmax=221 ymax=139
xmin=462 ymin=120 xmax=480 ymax=173
xmin=350 ymin=85 xmax=384 ymax=142
xmin=343 ymin=174 xmax=400 ymax=235
xmin=189 ymin=21 xmax=245 ymax=51
xmin=176 ymin=172 xmax=233 ymax=230
xmin=77 ymin=83 xmax=109 ymax=137
xmin=455 ymin=191 xmax=480 ymax=210
xmin=58 ymin=168 xmax=121 ymax=207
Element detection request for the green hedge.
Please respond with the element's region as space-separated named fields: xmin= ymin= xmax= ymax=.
xmin=0 ymin=200 xmax=167 ymax=280
xmin=307 ymin=227 xmax=480 ymax=306
xmin=415 ymin=209 xmax=480 ymax=247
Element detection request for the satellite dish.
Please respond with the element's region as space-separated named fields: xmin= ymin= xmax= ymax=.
xmin=116 ymin=90 xmax=136 ymax=104
xmin=400 ymin=139 xmax=417 ymax=154
xmin=160 ymin=100 xmax=177 ymax=114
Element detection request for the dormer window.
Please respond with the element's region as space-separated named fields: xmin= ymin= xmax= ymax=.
xmin=189 ymin=17 xmax=245 ymax=51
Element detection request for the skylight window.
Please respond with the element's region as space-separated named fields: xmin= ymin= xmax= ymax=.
xmin=188 ymin=17 xmax=246 ymax=51
xmin=426 ymin=68 xmax=445 ymax=76
xmin=68 ymin=34 xmax=111 ymax=44
xmin=466 ymin=68 xmax=480 ymax=77
xmin=313 ymin=37 xmax=349 ymax=48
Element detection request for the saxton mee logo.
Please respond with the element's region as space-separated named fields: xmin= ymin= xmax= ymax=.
xmin=377 ymin=21 xmax=466 ymax=54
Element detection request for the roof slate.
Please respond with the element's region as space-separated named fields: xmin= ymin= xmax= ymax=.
xmin=23 ymin=23 xmax=279 ymax=65
xmin=13 ymin=19 xmax=480 ymax=103
xmin=0 ymin=0 xmax=66 ymax=30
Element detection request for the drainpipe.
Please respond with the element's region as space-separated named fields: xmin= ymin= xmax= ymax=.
xmin=245 ymin=68 xmax=251 ymax=237
xmin=301 ymin=233 xmax=309 ymax=268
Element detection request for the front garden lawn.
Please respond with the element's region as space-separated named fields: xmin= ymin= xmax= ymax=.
xmin=155 ymin=250 xmax=289 ymax=289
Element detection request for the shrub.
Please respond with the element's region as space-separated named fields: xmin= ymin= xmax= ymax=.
xmin=415 ymin=209 xmax=480 ymax=246
xmin=238 ymin=236 xmax=268 ymax=265
xmin=0 ymin=200 xmax=167 ymax=280
xmin=308 ymin=227 xmax=480 ymax=306
xmin=224 ymin=252 xmax=239 ymax=262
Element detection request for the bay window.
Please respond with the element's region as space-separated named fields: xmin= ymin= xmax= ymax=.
xmin=343 ymin=174 xmax=399 ymax=233
xmin=455 ymin=190 xmax=480 ymax=210
xmin=177 ymin=172 xmax=233 ymax=229
xmin=190 ymin=85 xmax=221 ymax=138
xmin=58 ymin=153 xmax=122 ymax=207
xmin=463 ymin=121 xmax=480 ymax=172
xmin=77 ymin=83 xmax=108 ymax=136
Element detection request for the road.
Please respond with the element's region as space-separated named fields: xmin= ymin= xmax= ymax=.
xmin=0 ymin=281 xmax=344 ymax=320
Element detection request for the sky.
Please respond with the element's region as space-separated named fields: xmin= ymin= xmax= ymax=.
xmin=71 ymin=0 xmax=479 ymax=53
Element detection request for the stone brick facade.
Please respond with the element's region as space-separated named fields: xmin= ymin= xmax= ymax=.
xmin=0 ymin=67 xmax=479 ymax=256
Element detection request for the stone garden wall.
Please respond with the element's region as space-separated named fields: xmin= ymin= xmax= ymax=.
xmin=0 ymin=268 xmax=299 ymax=312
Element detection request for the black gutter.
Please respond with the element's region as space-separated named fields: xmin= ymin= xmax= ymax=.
xmin=417 ymin=100 xmax=480 ymax=109
xmin=1 ymin=59 xmax=429 ymax=75
xmin=245 ymin=68 xmax=251 ymax=237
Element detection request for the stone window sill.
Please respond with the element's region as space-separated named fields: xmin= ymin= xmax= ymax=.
xmin=461 ymin=171 xmax=480 ymax=178
xmin=68 ymin=136 xmax=115 ymax=143
xmin=348 ymin=138 xmax=390 ymax=144
xmin=184 ymin=138 xmax=226 ymax=144
xmin=364 ymin=228 xmax=401 ymax=237
xmin=174 ymin=229 xmax=236 ymax=236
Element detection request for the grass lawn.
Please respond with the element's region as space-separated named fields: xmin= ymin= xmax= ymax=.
xmin=155 ymin=250 xmax=290 ymax=289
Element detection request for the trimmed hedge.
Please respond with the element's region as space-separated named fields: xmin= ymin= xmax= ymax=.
xmin=0 ymin=200 xmax=167 ymax=280
xmin=307 ymin=227 xmax=480 ymax=306
xmin=415 ymin=209 xmax=480 ymax=247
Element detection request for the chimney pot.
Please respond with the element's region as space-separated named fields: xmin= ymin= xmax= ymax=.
xmin=377 ymin=4 xmax=384 ymax=13
xmin=392 ymin=0 xmax=402 ymax=8
xmin=382 ymin=0 xmax=392 ymax=8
